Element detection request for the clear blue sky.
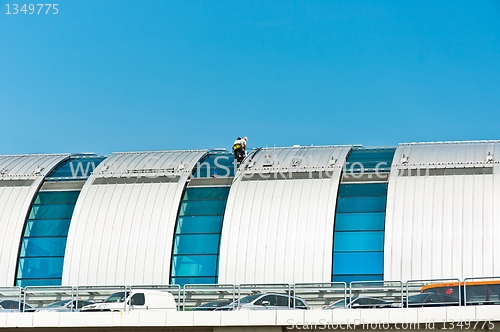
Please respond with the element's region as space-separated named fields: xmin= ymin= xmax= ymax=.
xmin=1 ymin=1 xmax=499 ymax=155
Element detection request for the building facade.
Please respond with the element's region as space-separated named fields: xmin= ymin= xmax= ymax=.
xmin=0 ymin=140 xmax=498 ymax=287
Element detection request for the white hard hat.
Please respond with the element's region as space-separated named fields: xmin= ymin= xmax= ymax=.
xmin=244 ymin=137 xmax=248 ymax=141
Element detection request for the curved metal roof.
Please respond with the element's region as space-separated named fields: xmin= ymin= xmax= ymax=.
xmin=0 ymin=154 xmax=69 ymax=286
xmin=95 ymin=150 xmax=208 ymax=177
xmin=385 ymin=141 xmax=500 ymax=281
xmin=393 ymin=141 xmax=500 ymax=168
xmin=62 ymin=150 xmax=208 ymax=286
xmin=0 ymin=154 xmax=69 ymax=178
xmin=239 ymin=145 xmax=351 ymax=174
xmin=218 ymin=146 xmax=352 ymax=284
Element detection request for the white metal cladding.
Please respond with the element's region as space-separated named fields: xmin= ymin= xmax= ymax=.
xmin=392 ymin=140 xmax=500 ymax=167
xmin=385 ymin=141 xmax=500 ymax=281
xmin=218 ymin=146 xmax=352 ymax=284
xmin=0 ymin=154 xmax=69 ymax=286
xmin=243 ymin=145 xmax=350 ymax=172
xmin=62 ymin=150 xmax=207 ymax=286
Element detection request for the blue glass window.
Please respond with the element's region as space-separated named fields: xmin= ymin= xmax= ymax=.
xmin=179 ymin=200 xmax=227 ymax=216
xmin=34 ymin=191 xmax=80 ymax=204
xmin=16 ymin=154 xmax=104 ymax=287
xmin=183 ymin=187 xmax=230 ymax=200
xmin=17 ymin=257 xmax=64 ymax=279
xmin=20 ymin=238 xmax=67 ymax=257
xmin=170 ymin=186 xmax=230 ymax=285
xmin=192 ymin=152 xmax=236 ymax=178
xmin=334 ymin=213 xmax=385 ymax=231
xmin=16 ymin=278 xmax=62 ymax=287
xmin=29 ymin=204 xmax=76 ymax=219
xmin=16 ymin=190 xmax=79 ymax=286
xmin=176 ymin=216 xmax=224 ymax=234
xmin=45 ymin=156 xmax=106 ymax=180
xmin=173 ymin=234 xmax=220 ymax=254
xmin=171 ymin=277 xmax=217 ymax=285
xmin=345 ymin=148 xmax=396 ymax=173
xmin=332 ymin=148 xmax=395 ymax=284
xmin=333 ymin=274 xmax=384 ymax=284
xmin=333 ymin=232 xmax=384 ymax=252
xmin=171 ymin=255 xmax=218 ymax=276
xmin=332 ymin=252 xmax=384 ymax=275
xmin=24 ymin=219 xmax=71 ymax=237
xmin=336 ymin=196 xmax=387 ymax=213
xmin=338 ymin=184 xmax=388 ymax=197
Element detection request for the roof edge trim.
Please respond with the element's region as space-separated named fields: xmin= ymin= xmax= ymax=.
xmin=400 ymin=140 xmax=500 ymax=146
xmin=112 ymin=149 xmax=209 ymax=155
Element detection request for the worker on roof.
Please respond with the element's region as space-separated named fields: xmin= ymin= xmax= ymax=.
xmin=233 ymin=136 xmax=247 ymax=163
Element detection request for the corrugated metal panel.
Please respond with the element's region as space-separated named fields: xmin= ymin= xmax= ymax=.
xmin=242 ymin=145 xmax=347 ymax=172
xmin=385 ymin=141 xmax=500 ymax=281
xmin=62 ymin=150 xmax=207 ymax=286
xmin=94 ymin=150 xmax=206 ymax=176
xmin=393 ymin=141 xmax=499 ymax=167
xmin=218 ymin=146 xmax=351 ymax=284
xmin=0 ymin=154 xmax=69 ymax=286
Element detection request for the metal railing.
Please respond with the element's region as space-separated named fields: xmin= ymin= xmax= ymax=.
xmin=182 ymin=284 xmax=235 ymax=311
xmin=349 ymin=280 xmax=404 ymax=309
xmin=1 ymin=276 xmax=499 ymax=312
xmin=406 ymin=278 xmax=461 ymax=308
xmin=464 ymin=276 xmax=500 ymax=306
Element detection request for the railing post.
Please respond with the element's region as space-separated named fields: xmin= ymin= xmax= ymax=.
xmin=182 ymin=284 xmax=186 ymax=311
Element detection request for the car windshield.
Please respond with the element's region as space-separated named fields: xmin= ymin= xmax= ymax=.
xmin=407 ymin=293 xmax=431 ymax=303
xmin=238 ymin=294 xmax=261 ymax=304
xmin=104 ymin=292 xmax=129 ymax=303
xmin=45 ymin=300 xmax=70 ymax=308
xmin=0 ymin=300 xmax=31 ymax=310
xmin=329 ymin=298 xmax=352 ymax=308
xmin=199 ymin=300 xmax=231 ymax=308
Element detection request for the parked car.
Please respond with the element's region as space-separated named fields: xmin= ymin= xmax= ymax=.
xmin=81 ymin=289 xmax=176 ymax=312
xmin=35 ymin=299 xmax=95 ymax=312
xmin=0 ymin=299 xmax=33 ymax=312
xmin=324 ymin=297 xmax=392 ymax=309
xmin=216 ymin=293 xmax=310 ymax=311
xmin=402 ymin=293 xmax=459 ymax=307
xmin=193 ymin=300 xmax=233 ymax=311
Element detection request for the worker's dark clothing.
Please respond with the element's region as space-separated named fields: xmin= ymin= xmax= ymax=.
xmin=233 ymin=139 xmax=245 ymax=163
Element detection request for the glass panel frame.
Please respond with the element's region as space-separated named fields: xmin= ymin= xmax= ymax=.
xmin=171 ymin=255 xmax=218 ymax=277
xmin=183 ymin=187 xmax=230 ymax=201
xmin=338 ymin=183 xmax=389 ymax=197
xmin=16 ymin=257 xmax=64 ymax=279
xmin=179 ymin=200 xmax=227 ymax=216
xmin=333 ymin=231 xmax=384 ymax=252
xmin=334 ymin=213 xmax=385 ymax=231
xmin=173 ymin=234 xmax=220 ymax=255
xmin=24 ymin=219 xmax=71 ymax=237
xmin=28 ymin=204 xmax=76 ymax=220
xmin=336 ymin=196 xmax=387 ymax=213
xmin=332 ymin=252 xmax=384 ymax=275
xmin=34 ymin=191 xmax=80 ymax=204
xmin=176 ymin=216 xmax=224 ymax=234
xmin=20 ymin=238 xmax=68 ymax=257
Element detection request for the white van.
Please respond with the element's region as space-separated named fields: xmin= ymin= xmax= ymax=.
xmin=81 ymin=289 xmax=176 ymax=312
